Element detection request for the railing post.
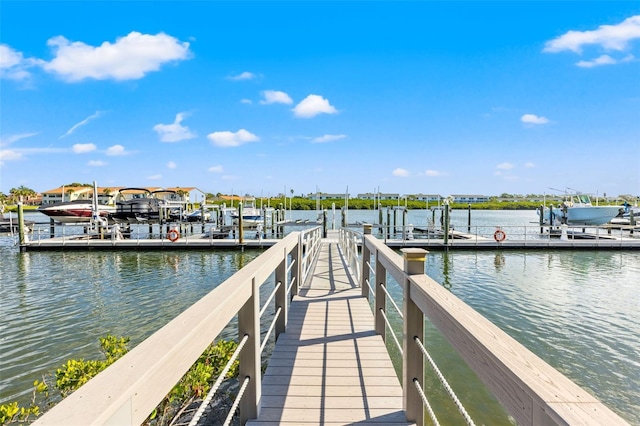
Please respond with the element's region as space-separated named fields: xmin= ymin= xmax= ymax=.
xmin=275 ymin=250 xmax=288 ymax=339
xmin=374 ymin=249 xmax=386 ymax=338
xmin=401 ymin=248 xmax=426 ymax=425
xmin=361 ymin=224 xmax=372 ymax=298
xmin=292 ymin=236 xmax=301 ymax=297
xmin=238 ymin=277 xmax=261 ymax=423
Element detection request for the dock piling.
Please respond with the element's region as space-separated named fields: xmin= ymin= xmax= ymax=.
xmin=18 ymin=200 xmax=27 ymax=252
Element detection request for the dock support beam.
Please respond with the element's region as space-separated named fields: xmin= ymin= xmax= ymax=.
xmin=443 ymin=202 xmax=450 ymax=247
xmin=401 ymin=248 xmax=426 ymax=425
xmin=18 ymin=200 xmax=27 ymax=252
xmin=238 ymin=202 xmax=244 ymax=245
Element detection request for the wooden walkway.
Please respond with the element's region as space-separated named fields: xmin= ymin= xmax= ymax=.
xmin=248 ymin=233 xmax=413 ymax=425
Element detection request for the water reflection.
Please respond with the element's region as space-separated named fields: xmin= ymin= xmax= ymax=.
xmin=424 ymin=250 xmax=640 ymax=424
xmin=0 ymin=248 xmax=262 ymax=406
xmin=441 ymin=251 xmax=452 ymax=289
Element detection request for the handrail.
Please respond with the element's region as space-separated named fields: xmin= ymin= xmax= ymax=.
xmin=414 ymin=336 xmax=475 ymax=426
xmin=338 ymin=227 xmax=362 ymax=283
xmin=34 ymin=232 xmax=302 ymax=426
xmin=361 ymin=228 xmax=629 ymax=425
xmin=379 ymin=308 xmax=403 ymax=356
xmin=188 ymin=333 xmax=250 ymax=426
xmin=300 ymin=226 xmax=322 ymax=285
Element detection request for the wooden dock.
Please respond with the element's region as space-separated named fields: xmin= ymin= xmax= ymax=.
xmin=248 ymin=233 xmax=413 ymax=425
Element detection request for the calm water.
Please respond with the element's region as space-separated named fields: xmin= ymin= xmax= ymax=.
xmin=1 ymin=210 xmax=638 ymax=424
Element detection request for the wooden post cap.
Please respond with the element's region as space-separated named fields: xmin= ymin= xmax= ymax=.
xmin=363 ymin=223 xmax=372 ymax=234
xmin=401 ymin=248 xmax=427 ymax=274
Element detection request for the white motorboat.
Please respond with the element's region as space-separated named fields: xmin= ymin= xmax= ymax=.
xmin=538 ymin=193 xmax=620 ymax=226
xmin=38 ymin=200 xmax=115 ymax=224
xmin=610 ymin=204 xmax=640 ymax=226
xmin=230 ymin=199 xmax=263 ymax=227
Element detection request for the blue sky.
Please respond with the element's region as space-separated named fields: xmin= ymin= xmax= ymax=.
xmin=1 ymin=1 xmax=639 ymax=198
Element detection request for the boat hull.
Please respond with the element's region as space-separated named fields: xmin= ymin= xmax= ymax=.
xmin=565 ymin=206 xmax=621 ymax=226
xmin=539 ymin=205 xmax=622 ymax=226
xmin=38 ymin=201 xmax=115 ymax=224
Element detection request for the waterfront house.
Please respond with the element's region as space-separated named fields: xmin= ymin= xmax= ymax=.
xmin=40 ymin=186 xmax=124 ymax=205
xmin=356 ymin=193 xmax=400 ymax=200
xmin=309 ymin=193 xmax=352 ymax=201
xmin=451 ymin=194 xmax=490 ymax=204
xmin=409 ymin=193 xmax=443 ymax=202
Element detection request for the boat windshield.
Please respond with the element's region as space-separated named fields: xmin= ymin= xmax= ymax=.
xmin=576 ymin=194 xmax=591 ymax=205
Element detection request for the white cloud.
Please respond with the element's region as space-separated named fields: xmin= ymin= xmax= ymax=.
xmin=106 ymin=144 xmax=126 ymax=156
xmin=260 ymin=90 xmax=293 ymax=105
xmin=292 ymin=95 xmax=338 ymax=118
xmin=227 ymin=71 xmax=255 ymax=81
xmin=72 ymin=143 xmax=97 ymax=153
xmin=167 ymin=161 xmax=177 ymax=169
xmin=240 ymin=99 xmax=252 ymax=104
xmin=0 ymin=44 xmax=22 ymax=69
xmin=88 ymin=160 xmax=107 ymax=166
xmin=544 ymin=15 xmax=640 ymax=53
xmin=0 ymin=132 xmax=39 ymax=147
xmin=496 ymin=162 xmax=515 ymax=170
xmin=576 ymin=54 xmax=618 ymax=68
xmin=0 ymin=44 xmax=41 ymax=80
xmin=0 ymin=149 xmax=23 ymax=164
xmin=524 ymin=162 xmax=535 ymax=168
xmin=147 ymin=174 xmax=162 ymax=180
xmin=208 ymin=165 xmax=224 ymax=173
xmin=521 ymin=114 xmax=549 ymax=124
xmin=61 ymin=111 xmax=103 ymax=138
xmin=153 ymin=112 xmax=196 ymax=142
xmin=312 ymin=134 xmax=347 ymax=143
xmin=43 ymin=32 xmax=191 ymax=81
xmin=424 ymin=170 xmax=442 ymax=177
xmin=207 ymin=129 xmax=259 ymax=147
xmin=392 ymin=168 xmax=409 ymax=177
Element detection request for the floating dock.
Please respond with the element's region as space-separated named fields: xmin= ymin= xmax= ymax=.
xmin=20 ymin=229 xmax=640 ymax=251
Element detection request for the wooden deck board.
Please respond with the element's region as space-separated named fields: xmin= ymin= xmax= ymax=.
xmin=248 ymin=235 xmax=412 ymax=425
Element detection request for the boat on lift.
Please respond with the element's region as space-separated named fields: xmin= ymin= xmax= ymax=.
xmin=538 ymin=193 xmax=620 ymax=226
xmin=230 ymin=198 xmax=263 ymax=227
xmin=111 ymin=188 xmax=182 ymax=224
xmin=37 ymin=200 xmax=115 ymax=224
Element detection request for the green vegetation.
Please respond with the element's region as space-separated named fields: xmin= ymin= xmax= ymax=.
xmin=0 ymin=335 xmax=239 ymax=426
xmin=203 ymin=196 xmax=575 ymax=211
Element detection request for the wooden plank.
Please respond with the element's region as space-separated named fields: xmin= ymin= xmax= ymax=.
xmin=263 ymin=366 xmax=399 ymax=377
xmin=260 ymin=395 xmax=404 ymax=409
xmin=252 ymin=407 xmax=409 ymax=423
xmin=262 ymin=374 xmax=401 ymax=388
xmin=261 ymin=384 xmax=403 ymax=397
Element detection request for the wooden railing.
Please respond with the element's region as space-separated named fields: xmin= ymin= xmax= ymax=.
xmin=357 ymin=224 xmax=629 ymax=425
xmin=34 ymin=227 xmax=322 ymax=426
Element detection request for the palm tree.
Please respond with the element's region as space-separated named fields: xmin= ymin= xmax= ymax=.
xmin=9 ymin=186 xmax=36 ymax=203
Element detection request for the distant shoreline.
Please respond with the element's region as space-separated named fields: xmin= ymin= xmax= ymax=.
xmin=4 ymin=200 xmax=623 ymax=213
